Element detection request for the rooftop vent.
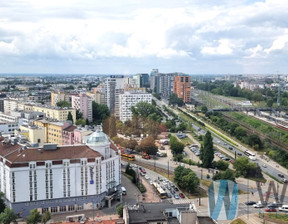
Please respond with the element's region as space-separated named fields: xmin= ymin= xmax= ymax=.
xmin=43 ymin=143 xmax=58 ymax=151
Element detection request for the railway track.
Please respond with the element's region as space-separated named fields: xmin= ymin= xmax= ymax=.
xmin=222 ymin=113 xmax=288 ymax=152
xmin=122 ymin=158 xmax=174 ymax=176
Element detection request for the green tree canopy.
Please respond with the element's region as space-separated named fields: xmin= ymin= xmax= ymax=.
xmin=200 ymin=131 xmax=214 ymax=168
xmin=169 ymin=93 xmax=184 ymax=106
xmin=67 ymin=112 xmax=73 ymax=123
xmin=56 ymin=100 xmax=71 ymax=108
xmin=92 ymin=102 xmax=110 ymax=124
xmin=0 ymin=208 xmax=17 ymax=224
xmin=169 ymin=136 xmax=184 ymax=154
xmin=41 ymin=211 xmax=51 ymax=224
xmin=26 ymin=209 xmax=42 ymax=224
xmin=174 ymin=166 xmax=199 ymax=193
xmin=0 ymin=192 xmax=6 ymax=213
xmin=213 ymin=169 xmax=235 ymax=182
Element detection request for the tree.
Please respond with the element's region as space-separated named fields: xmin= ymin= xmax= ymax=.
xmin=201 ymin=105 xmax=208 ymax=114
xmin=57 ymin=100 xmax=71 ymax=108
xmin=169 ymin=93 xmax=184 ymax=106
xmin=92 ymin=102 xmax=110 ymax=124
xmin=117 ymin=204 xmax=124 ymax=217
xmin=138 ymin=136 xmax=158 ymax=155
xmin=214 ymin=160 xmax=229 ymax=171
xmin=109 ymin=115 xmax=117 ymax=138
xmin=170 ymin=141 xmax=184 ymax=155
xmin=26 ymin=209 xmax=42 ymax=224
xmin=174 ymin=166 xmax=199 ymax=193
xmin=75 ymin=118 xmax=86 ymax=126
xmin=41 ymin=211 xmax=51 ymax=224
xmin=200 ymin=131 xmax=214 ymax=168
xmin=177 ymin=122 xmax=187 ymax=132
xmin=213 ymin=169 xmax=235 ymax=182
xmin=67 ymin=112 xmax=73 ymax=123
xmin=181 ymin=171 xmax=200 ymax=193
xmin=76 ymin=110 xmax=83 ymax=120
xmin=126 ymin=139 xmax=138 ymax=151
xmin=131 ymin=102 xmax=158 ymax=118
xmin=0 ymin=192 xmax=6 ymax=213
xmin=0 ymin=208 xmax=17 ymax=224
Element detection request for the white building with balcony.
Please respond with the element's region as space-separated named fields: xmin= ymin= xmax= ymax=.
xmin=119 ymin=91 xmax=152 ymax=122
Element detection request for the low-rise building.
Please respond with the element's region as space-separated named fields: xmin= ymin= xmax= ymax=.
xmin=18 ymin=125 xmax=46 ymax=147
xmin=62 ymin=125 xmax=77 ymax=145
xmin=123 ymin=203 xmax=216 ymax=224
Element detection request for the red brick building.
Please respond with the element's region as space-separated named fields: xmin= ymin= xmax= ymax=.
xmin=173 ymin=75 xmax=191 ymax=103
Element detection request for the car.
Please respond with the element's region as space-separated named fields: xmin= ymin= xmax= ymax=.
xmin=174 ymin=193 xmax=180 ymax=199
xmin=149 ymin=181 xmax=153 ymax=185
xmin=174 ymin=187 xmax=179 ymax=191
xmin=179 ymin=193 xmax=185 ymax=198
xmin=170 ymin=189 xmax=175 ymax=194
xmin=245 ymin=201 xmax=256 ymax=205
xmin=237 ymin=152 xmax=242 ymax=156
xmin=139 ymin=167 xmax=146 ymax=174
xmin=262 ymin=164 xmax=267 ymax=168
xmin=253 ymin=202 xmax=264 ymax=208
xmin=228 ymin=147 xmax=233 ymax=150
xmin=267 ymin=203 xmax=278 ymax=208
xmin=144 ymin=175 xmax=149 ymax=180
xmin=230 ymin=159 xmax=235 ymax=164
xmin=283 ymin=178 xmax=288 ymax=183
xmin=278 ymin=173 xmax=284 ymax=178
xmin=167 ymin=193 xmax=172 ymax=198
xmin=265 ymin=208 xmax=277 ymax=212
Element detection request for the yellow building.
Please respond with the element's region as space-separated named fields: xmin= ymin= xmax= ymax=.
xmin=18 ymin=125 xmax=46 ymax=146
xmin=51 ymin=91 xmax=70 ymax=106
xmin=31 ymin=105 xmax=76 ymax=123
xmin=34 ymin=120 xmax=72 ymax=145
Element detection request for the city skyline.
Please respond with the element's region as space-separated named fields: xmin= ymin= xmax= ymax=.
xmin=0 ymin=0 xmax=287 ymax=74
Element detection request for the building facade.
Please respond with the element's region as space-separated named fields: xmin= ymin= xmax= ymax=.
xmin=0 ymin=130 xmax=121 ymax=217
xmin=119 ymin=92 xmax=152 ymax=122
xmin=173 ymin=75 xmax=191 ymax=103
xmin=51 ymin=91 xmax=70 ymax=106
xmin=71 ymin=94 xmax=93 ymax=122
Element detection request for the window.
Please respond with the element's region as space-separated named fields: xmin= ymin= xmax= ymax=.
xmin=60 ymin=206 xmax=66 ymax=212
xmin=42 ymin=208 xmax=49 ymax=213
xmin=77 ymin=204 xmax=83 ymax=211
xmin=68 ymin=205 xmax=75 ymax=211
xmin=51 ymin=207 xmax=58 ymax=213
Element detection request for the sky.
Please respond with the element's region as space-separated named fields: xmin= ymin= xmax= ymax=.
xmin=0 ymin=0 xmax=288 ymax=75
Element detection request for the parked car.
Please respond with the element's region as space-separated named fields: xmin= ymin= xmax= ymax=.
xmin=262 ymin=164 xmax=267 ymax=168
xmin=265 ymin=208 xmax=277 ymax=212
xmin=139 ymin=167 xmax=146 ymax=174
xmin=279 ymin=205 xmax=288 ymax=212
xmin=282 ymin=178 xmax=288 ymax=183
xmin=253 ymin=202 xmax=264 ymax=208
xmin=267 ymin=203 xmax=278 ymax=208
xmin=237 ymin=152 xmax=242 ymax=156
xmin=179 ymin=193 xmax=185 ymax=198
xmin=167 ymin=193 xmax=172 ymax=198
xmin=229 ymin=147 xmax=233 ymax=150
xmin=174 ymin=193 xmax=180 ymax=199
xmin=245 ymin=201 xmax=256 ymax=205
xmin=174 ymin=187 xmax=179 ymax=191
xmin=278 ymin=173 xmax=284 ymax=178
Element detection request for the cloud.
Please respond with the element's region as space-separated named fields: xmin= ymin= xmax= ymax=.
xmin=0 ymin=0 xmax=288 ymax=73
xmin=201 ymin=39 xmax=234 ymax=56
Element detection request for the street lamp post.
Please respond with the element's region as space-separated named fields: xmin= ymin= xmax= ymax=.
xmin=201 ymin=169 xmax=203 ymax=180
xmin=168 ymin=160 xmax=170 ymax=178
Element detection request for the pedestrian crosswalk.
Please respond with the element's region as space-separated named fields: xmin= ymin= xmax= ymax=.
xmin=172 ymin=198 xmax=193 ymax=204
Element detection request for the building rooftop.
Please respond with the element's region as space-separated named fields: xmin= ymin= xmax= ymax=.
xmin=86 ymin=130 xmax=110 ymax=146
xmin=127 ymin=203 xmax=190 ymax=223
xmin=0 ymin=137 xmax=102 ymax=165
xmin=63 ymin=125 xmax=77 ymax=132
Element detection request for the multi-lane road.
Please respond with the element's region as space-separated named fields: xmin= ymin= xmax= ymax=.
xmin=153 ymin=97 xmax=288 ymax=182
